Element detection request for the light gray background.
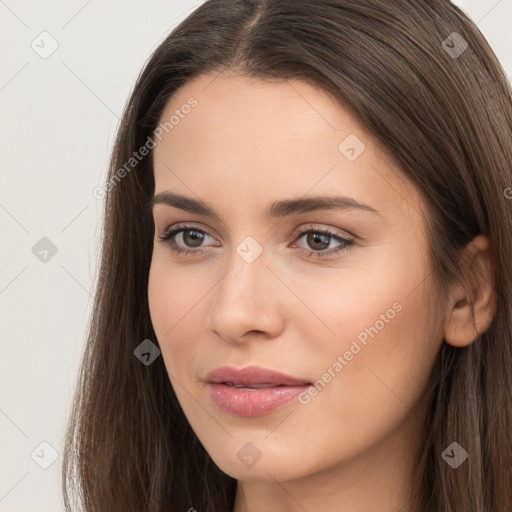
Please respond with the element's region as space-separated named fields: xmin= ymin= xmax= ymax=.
xmin=1 ymin=1 xmax=511 ymax=510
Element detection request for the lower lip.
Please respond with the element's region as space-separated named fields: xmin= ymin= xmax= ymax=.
xmin=207 ymin=382 xmax=310 ymax=416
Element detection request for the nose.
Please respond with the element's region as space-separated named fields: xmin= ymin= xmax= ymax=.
xmin=206 ymin=244 xmax=285 ymax=345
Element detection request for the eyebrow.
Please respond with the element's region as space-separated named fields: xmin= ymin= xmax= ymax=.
xmin=149 ymin=191 xmax=381 ymax=219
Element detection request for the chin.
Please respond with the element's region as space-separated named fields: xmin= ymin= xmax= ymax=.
xmin=207 ymin=445 xmax=312 ymax=483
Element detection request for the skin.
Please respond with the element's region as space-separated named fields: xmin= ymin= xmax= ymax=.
xmin=148 ymin=71 xmax=496 ymax=512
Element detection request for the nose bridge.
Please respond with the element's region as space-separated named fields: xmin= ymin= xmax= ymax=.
xmin=222 ymin=233 xmax=271 ymax=296
xmin=207 ymin=237 xmax=282 ymax=340
xmin=216 ymin=240 xmax=269 ymax=313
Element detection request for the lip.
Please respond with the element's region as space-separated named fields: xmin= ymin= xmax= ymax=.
xmin=205 ymin=365 xmax=312 ymax=387
xmin=205 ymin=365 xmax=312 ymax=417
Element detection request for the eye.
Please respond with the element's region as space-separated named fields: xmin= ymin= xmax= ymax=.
xmin=157 ymin=224 xmax=218 ymax=256
xmin=291 ymin=225 xmax=355 ymax=258
xmin=157 ymin=223 xmax=355 ymax=259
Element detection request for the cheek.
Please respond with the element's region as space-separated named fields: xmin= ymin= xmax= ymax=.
xmin=295 ymin=258 xmax=441 ymax=454
xmin=147 ymin=259 xmax=206 ymax=376
xmin=293 ymin=240 xmax=438 ymax=398
xmin=147 ymin=261 xmax=171 ymax=337
xmin=148 ymin=255 xmax=193 ymax=331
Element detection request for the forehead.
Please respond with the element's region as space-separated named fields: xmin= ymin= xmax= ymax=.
xmin=152 ymin=72 xmax=421 ymax=222
xmin=156 ymin=71 xmax=368 ymax=154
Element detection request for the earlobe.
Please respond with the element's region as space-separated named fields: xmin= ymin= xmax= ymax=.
xmin=443 ymin=235 xmax=497 ymax=348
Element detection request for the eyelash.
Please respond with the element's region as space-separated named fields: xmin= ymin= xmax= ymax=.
xmin=157 ymin=223 xmax=355 ymax=259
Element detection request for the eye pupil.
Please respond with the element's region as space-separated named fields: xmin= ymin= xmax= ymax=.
xmin=183 ymin=230 xmax=204 ymax=247
xmin=307 ymin=233 xmax=330 ymax=251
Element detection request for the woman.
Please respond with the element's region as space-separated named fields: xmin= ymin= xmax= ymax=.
xmin=62 ymin=1 xmax=512 ymax=510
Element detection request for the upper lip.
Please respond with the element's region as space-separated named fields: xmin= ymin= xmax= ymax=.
xmin=205 ymin=365 xmax=312 ymax=387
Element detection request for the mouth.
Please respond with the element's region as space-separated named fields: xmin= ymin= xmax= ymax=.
xmin=204 ymin=365 xmax=313 ymax=416
xmin=222 ymin=382 xmax=292 ymax=389
xmin=205 ymin=365 xmax=312 ymax=387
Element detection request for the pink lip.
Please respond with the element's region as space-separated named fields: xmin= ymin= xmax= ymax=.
xmin=205 ymin=365 xmax=312 ymax=417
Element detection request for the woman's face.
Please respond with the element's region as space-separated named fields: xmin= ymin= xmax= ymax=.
xmin=148 ymin=71 xmax=444 ymax=483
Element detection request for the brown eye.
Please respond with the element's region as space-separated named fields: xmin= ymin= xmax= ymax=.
xmin=293 ymin=227 xmax=355 ymax=258
xmin=158 ymin=224 xmax=217 ymax=255
xmin=180 ymin=229 xmax=206 ymax=248
xmin=304 ymin=232 xmax=331 ymax=251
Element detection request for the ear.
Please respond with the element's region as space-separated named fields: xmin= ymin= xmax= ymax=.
xmin=444 ymin=234 xmax=498 ymax=347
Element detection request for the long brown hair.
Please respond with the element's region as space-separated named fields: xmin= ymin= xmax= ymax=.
xmin=62 ymin=1 xmax=512 ymax=510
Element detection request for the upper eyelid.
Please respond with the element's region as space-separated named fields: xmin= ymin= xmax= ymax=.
xmin=160 ymin=222 xmax=217 ymax=239
xmin=159 ymin=222 xmax=354 ymax=242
